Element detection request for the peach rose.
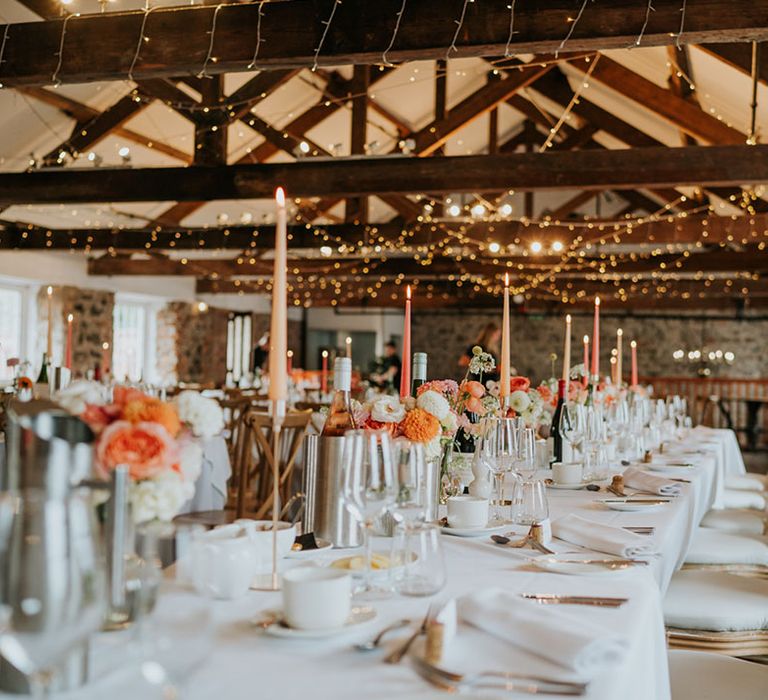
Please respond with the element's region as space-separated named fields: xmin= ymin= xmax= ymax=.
xmin=123 ymin=398 xmax=181 ymax=437
xmin=509 ymin=376 xmax=531 ymax=393
xmin=464 ymin=396 xmax=486 ymax=415
xmin=113 ymin=386 xmax=148 ymax=407
xmin=462 ymin=380 xmax=485 ymax=398
xmin=96 ymin=420 xmax=178 ymax=481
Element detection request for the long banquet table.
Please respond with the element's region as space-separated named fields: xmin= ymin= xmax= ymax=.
xmin=5 ymin=427 xmax=747 ymax=700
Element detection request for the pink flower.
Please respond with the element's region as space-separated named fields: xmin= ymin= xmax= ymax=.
xmin=462 ymin=380 xmax=485 ymax=399
xmin=96 ymin=420 xmax=178 ymax=481
xmin=509 ymin=377 xmax=531 ymax=393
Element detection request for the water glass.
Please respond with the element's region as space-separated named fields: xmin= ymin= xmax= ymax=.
xmin=509 ymin=479 xmax=549 ymax=526
xmin=481 ymin=418 xmax=519 ymax=524
xmin=391 ymin=438 xmax=430 ymax=525
xmin=341 ymin=429 xmax=397 ymax=600
xmin=391 ymin=523 xmax=446 ymax=597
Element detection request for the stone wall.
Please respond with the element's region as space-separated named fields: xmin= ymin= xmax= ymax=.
xmin=410 ymin=308 xmax=768 ymax=383
xmin=36 ymin=285 xmax=114 ymax=377
xmin=155 ymin=304 xmax=178 ymax=386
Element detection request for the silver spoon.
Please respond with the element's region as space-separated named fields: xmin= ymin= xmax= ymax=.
xmin=353 ymin=618 xmax=412 ymax=651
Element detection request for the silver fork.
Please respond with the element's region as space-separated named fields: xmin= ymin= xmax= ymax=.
xmin=410 ymin=656 xmax=587 ymax=696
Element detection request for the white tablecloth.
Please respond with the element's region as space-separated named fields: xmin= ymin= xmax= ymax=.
xmin=0 ymin=430 xmax=741 ymax=700
xmin=179 ymin=436 xmax=232 ymax=513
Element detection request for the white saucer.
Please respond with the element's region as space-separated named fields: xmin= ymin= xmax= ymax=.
xmin=547 ymin=481 xmax=589 ymax=490
xmin=646 ymin=462 xmax=694 ymax=473
xmin=532 ymin=557 xmax=630 ymax=576
xmin=259 ymin=606 xmax=377 ymax=639
xmin=440 ymin=523 xmax=509 ymax=537
xmin=599 ymin=498 xmax=670 ymax=512
xmin=285 ymin=538 xmax=333 ymax=558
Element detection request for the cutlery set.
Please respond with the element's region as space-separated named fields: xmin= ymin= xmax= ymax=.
xmin=520 ymin=593 xmax=628 ymax=607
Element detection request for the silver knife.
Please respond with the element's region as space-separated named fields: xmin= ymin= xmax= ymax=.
xmin=521 ymin=594 xmax=628 ymax=607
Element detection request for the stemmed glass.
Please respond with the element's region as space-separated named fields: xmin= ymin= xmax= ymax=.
xmin=509 ymin=427 xmax=546 ymax=525
xmin=0 ymin=489 xmax=106 ymax=698
xmin=390 ymin=438 xmax=430 ymax=526
xmin=481 ymin=417 xmax=519 ymax=524
xmin=342 ymin=429 xmax=398 ymax=600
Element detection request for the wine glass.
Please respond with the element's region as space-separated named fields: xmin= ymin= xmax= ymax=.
xmin=390 ymin=438 xmax=429 ymax=526
xmin=0 ymin=489 xmax=106 ymax=698
xmin=341 ymin=429 xmax=397 ymax=600
xmin=513 ymin=426 xmax=537 ymax=481
xmin=509 ymin=478 xmax=549 ymax=526
xmin=481 ymin=417 xmax=519 ymax=524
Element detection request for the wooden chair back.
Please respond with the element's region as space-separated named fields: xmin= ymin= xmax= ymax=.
xmin=234 ymin=409 xmax=312 ymax=519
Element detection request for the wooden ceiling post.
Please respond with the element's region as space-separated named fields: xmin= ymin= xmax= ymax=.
xmin=346 ymin=65 xmax=370 ymax=223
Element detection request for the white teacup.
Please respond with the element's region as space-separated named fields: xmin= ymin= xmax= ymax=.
xmin=447 ymin=495 xmax=489 ymax=529
xmin=234 ymin=519 xmax=297 ymax=572
xmin=192 ymin=528 xmax=256 ymax=600
xmin=552 ymin=462 xmax=583 ymax=485
xmin=281 ymin=567 xmax=351 ymax=630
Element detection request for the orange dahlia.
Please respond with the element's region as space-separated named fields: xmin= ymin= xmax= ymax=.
xmin=401 ymin=408 xmax=440 ymax=443
xmin=123 ymin=398 xmax=181 ymax=438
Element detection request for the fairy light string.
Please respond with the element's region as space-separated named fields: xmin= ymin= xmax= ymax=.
xmin=51 ymin=12 xmax=80 ymax=87
xmin=197 ymin=3 xmax=226 ymax=79
xmin=382 ymin=0 xmax=408 ymax=66
xmin=127 ymin=6 xmax=156 ymax=82
xmin=504 ymin=0 xmax=518 ymax=57
xmin=313 ymin=0 xmax=342 ymax=72
xmin=246 ymin=0 xmax=268 ymax=70
xmin=446 ymin=0 xmax=472 ymax=60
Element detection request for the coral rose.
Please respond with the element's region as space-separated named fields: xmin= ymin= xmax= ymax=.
xmin=113 ymin=386 xmax=148 ymax=407
xmin=401 ymin=408 xmax=440 ymax=444
xmin=96 ymin=420 xmax=178 ymax=481
xmin=462 ymin=380 xmax=485 ymax=398
xmin=508 ymin=376 xmax=531 ymax=393
xmin=464 ymin=396 xmax=486 ymax=415
xmin=123 ymin=398 xmax=181 ymax=437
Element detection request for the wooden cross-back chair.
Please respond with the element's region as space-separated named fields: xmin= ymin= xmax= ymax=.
xmin=234 ymin=409 xmax=312 ymax=520
xmin=216 ymin=395 xmax=252 ymax=494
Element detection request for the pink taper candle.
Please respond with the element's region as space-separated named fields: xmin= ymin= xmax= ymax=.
xmin=101 ymin=342 xmax=110 ymax=376
xmin=631 ymin=340 xmax=638 ymax=387
xmin=321 ymin=350 xmax=328 ymax=394
xmin=65 ymin=314 xmax=73 ymax=370
xmin=269 ymin=187 xmax=288 ymax=402
xmin=582 ymin=335 xmax=589 ymax=388
xmin=345 ymin=336 xmax=352 ymax=358
xmin=499 ymin=272 xmax=510 ymax=400
xmin=399 ymin=285 xmax=412 ymax=399
xmin=610 ymin=356 xmax=617 ymax=385
xmin=616 ymin=328 xmax=623 ymax=386
xmin=591 ymin=296 xmax=600 ymax=380
xmin=286 ymin=350 xmax=293 ymax=374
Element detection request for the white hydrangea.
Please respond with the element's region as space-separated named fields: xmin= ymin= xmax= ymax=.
xmin=56 ymin=380 xmax=107 ymax=415
xmin=424 ymin=435 xmax=443 ymax=461
xmin=129 ymin=471 xmax=194 ymax=523
xmin=370 ymin=395 xmax=406 ymax=423
xmin=174 ymin=391 xmax=224 ymax=439
xmin=416 ymin=390 xmax=450 ymax=421
xmin=508 ymin=390 xmax=531 ymax=414
xmin=441 ymin=411 xmax=458 ymax=433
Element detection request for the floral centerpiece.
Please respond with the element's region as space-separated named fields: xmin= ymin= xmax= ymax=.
xmin=57 ymin=382 xmax=224 ymax=523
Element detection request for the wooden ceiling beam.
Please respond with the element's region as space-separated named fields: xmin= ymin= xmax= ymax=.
xmin=5 ymin=212 xmax=765 ymax=250
xmin=4 ymin=1 xmax=768 ymax=87
xmin=4 ymin=145 xmax=767 ymax=205
xmin=86 ymin=245 xmax=768 ymax=278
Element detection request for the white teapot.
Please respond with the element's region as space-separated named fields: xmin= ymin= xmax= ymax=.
xmin=191 ymin=526 xmax=256 ymax=599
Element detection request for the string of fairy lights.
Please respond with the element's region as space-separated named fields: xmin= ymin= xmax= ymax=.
xmin=1 ymin=0 xmax=765 ymax=308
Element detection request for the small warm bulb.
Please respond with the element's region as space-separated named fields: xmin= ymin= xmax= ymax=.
xmin=118 ymin=146 xmax=130 ymax=158
xmin=448 ymin=204 xmax=461 ymax=217
xmin=530 ymin=241 xmax=542 ymax=253
xmin=488 ymin=241 xmax=500 ymax=253
xmin=552 ymin=240 xmax=564 ymax=252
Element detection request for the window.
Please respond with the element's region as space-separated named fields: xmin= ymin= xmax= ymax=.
xmin=113 ymin=303 xmax=146 ymax=382
xmin=0 ymin=287 xmax=22 ymax=380
xmin=226 ymin=313 xmax=252 ymax=381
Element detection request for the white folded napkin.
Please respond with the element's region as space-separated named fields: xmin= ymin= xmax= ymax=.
xmin=457 ymin=588 xmax=630 ymax=678
xmin=552 ymin=514 xmax=658 ymax=558
xmin=622 ymin=466 xmax=681 ymax=496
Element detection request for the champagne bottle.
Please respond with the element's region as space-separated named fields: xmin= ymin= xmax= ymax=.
xmin=35 ymin=352 xmax=49 ymax=384
xmin=550 ymin=379 xmax=568 ymax=465
xmin=321 ymin=357 xmax=356 ymax=436
xmin=411 ymin=352 xmax=427 ymax=396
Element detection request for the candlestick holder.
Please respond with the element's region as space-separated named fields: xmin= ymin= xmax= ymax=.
xmin=250 ymin=398 xmax=286 ymax=592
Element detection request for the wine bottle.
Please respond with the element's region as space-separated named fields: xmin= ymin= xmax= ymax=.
xmin=321 ymin=357 xmax=356 ymax=436
xmin=550 ymin=379 xmax=568 ymax=465
xmin=411 ymin=352 xmax=427 ymax=395
xmin=35 ymin=352 xmax=49 ymax=384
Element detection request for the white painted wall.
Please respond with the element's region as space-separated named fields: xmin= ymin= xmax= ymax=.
xmin=306 ymin=307 xmax=404 ymax=356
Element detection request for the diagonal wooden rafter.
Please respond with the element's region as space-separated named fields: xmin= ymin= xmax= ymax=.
xmin=699 ymin=43 xmax=768 ymax=85
xmin=524 ymin=67 xmax=768 ymax=213
xmin=17 ymin=86 xmax=191 ymax=163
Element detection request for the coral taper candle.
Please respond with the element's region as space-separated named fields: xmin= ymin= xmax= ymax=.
xmin=562 ymin=313 xmax=571 ymax=387
xmin=616 ymin=328 xmax=623 ymax=387
xmin=101 ymin=341 xmax=110 ymax=376
xmin=46 ymin=286 xmax=53 ymax=361
xmin=399 ymin=285 xmax=412 ymax=399
xmin=591 ymin=296 xmax=600 ymax=380
xmin=582 ymin=335 xmax=589 ymax=388
xmin=345 ymin=336 xmax=352 ymax=358
xmin=65 ymin=314 xmax=73 ymax=370
xmin=631 ymin=340 xmax=638 ymax=387
xmin=610 ymin=356 xmax=617 ymax=385
xmin=269 ymin=187 xmax=288 ymax=402
xmin=286 ymin=350 xmax=293 ymax=374
xmin=321 ymin=350 xmax=329 ymax=394
xmin=499 ymin=272 xmax=511 ymax=400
